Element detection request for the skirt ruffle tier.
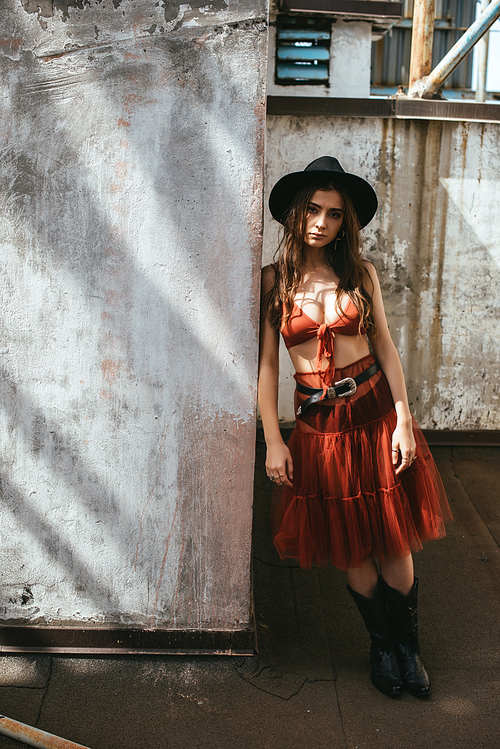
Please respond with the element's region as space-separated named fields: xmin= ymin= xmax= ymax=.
xmin=272 ymin=354 xmax=453 ymax=570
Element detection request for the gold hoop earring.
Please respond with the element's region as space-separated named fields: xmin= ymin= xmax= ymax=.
xmin=334 ymin=228 xmax=345 ymax=250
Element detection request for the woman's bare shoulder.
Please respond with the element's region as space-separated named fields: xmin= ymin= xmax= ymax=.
xmin=361 ymin=258 xmax=379 ymax=289
xmin=361 ymin=257 xmax=376 ymax=272
xmin=261 ymin=263 xmax=277 ymax=293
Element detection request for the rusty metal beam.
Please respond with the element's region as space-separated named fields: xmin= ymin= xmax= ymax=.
xmin=266 ymin=96 xmax=500 ymax=124
xmin=410 ymin=0 xmax=500 ymax=98
xmin=408 ymin=0 xmax=437 ymax=89
xmin=0 ymin=626 xmax=255 ymax=655
xmin=0 ymin=715 xmax=91 ymax=749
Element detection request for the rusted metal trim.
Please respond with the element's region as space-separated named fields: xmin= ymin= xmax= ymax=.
xmin=393 ymin=97 xmax=500 ymax=122
xmin=267 ymin=96 xmax=394 ymax=117
xmin=267 ymin=96 xmax=500 ymax=123
xmin=0 ymin=715 xmax=91 ymax=749
xmin=0 ymin=646 xmax=254 ymax=656
xmin=409 ymin=0 xmax=437 ymax=89
xmin=421 ymin=431 xmax=500 ymax=446
xmin=280 ymin=0 xmax=403 ymax=18
xmin=0 ymin=627 xmax=255 ymax=656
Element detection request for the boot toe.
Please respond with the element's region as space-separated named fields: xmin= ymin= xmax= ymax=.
xmin=399 ymin=648 xmax=430 ymax=698
xmin=372 ymin=676 xmax=403 ymax=697
xmin=404 ymin=682 xmax=431 ymax=699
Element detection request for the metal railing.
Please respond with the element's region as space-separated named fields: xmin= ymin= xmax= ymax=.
xmin=408 ymin=0 xmax=500 ymax=98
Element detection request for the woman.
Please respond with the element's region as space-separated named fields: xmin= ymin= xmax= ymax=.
xmin=258 ymin=156 xmax=452 ymax=699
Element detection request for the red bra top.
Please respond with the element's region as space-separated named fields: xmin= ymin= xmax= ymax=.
xmin=281 ymin=300 xmax=363 ymax=393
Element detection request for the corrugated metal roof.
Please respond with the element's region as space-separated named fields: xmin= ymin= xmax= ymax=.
xmin=371 ymin=0 xmax=476 ymax=88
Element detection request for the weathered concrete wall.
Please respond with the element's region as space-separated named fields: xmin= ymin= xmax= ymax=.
xmin=0 ymin=1 xmax=267 ymax=630
xmin=264 ymin=116 xmax=500 ymax=430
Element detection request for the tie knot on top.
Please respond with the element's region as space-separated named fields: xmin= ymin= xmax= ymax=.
xmin=317 ymin=322 xmax=328 ymax=339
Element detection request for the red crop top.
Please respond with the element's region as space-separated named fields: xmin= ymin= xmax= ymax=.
xmin=281 ymin=300 xmax=363 ymax=393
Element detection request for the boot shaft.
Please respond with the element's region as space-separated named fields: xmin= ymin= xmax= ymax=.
xmin=382 ymin=577 xmax=420 ymax=650
xmin=347 ymin=578 xmax=394 ymax=649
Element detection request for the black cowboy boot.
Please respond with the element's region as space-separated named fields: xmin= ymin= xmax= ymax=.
xmin=382 ymin=577 xmax=430 ymax=698
xmin=347 ymin=578 xmax=402 ymax=697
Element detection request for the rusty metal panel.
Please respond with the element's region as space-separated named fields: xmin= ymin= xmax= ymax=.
xmin=372 ymin=0 xmax=476 ymax=87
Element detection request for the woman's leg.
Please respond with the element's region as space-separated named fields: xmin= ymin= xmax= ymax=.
xmin=346 ymin=558 xmax=402 ymax=697
xmin=379 ymin=552 xmax=414 ymax=594
xmin=345 ymin=557 xmax=379 ymax=597
xmin=379 ymin=554 xmax=430 ymax=698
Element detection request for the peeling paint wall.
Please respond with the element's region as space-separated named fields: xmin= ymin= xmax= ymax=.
xmin=0 ymin=1 xmax=268 ymax=629
xmin=264 ymin=116 xmax=500 ymax=429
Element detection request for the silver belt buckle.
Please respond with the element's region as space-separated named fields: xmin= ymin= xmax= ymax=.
xmin=326 ymin=386 xmax=336 ymax=399
xmin=335 ymin=376 xmax=357 ymax=397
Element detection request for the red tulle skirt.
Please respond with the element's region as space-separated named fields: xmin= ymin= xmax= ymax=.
xmin=272 ymin=354 xmax=453 ymax=570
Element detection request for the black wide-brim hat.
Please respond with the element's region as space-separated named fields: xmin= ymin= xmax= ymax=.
xmin=269 ymin=156 xmax=378 ymax=228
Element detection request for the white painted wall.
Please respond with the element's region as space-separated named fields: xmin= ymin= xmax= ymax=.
xmin=0 ymin=1 xmax=267 ymax=630
xmin=264 ymin=116 xmax=500 ymax=430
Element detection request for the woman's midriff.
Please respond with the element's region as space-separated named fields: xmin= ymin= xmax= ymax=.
xmin=294 ymin=352 xmax=376 ymax=388
xmin=287 ymin=332 xmax=370 ymax=377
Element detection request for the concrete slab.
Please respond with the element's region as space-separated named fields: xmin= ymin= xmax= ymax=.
xmin=0 ymin=656 xmax=51 ymax=688
xmin=38 ymin=657 xmax=343 ymax=749
xmin=0 ymin=442 xmax=497 ymax=749
xmin=448 ymin=446 xmax=500 ymax=546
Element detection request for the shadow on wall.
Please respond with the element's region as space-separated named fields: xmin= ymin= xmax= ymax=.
xmin=0 ymin=6 xmax=265 ymax=627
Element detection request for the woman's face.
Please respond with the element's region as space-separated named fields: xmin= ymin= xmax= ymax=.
xmin=304 ymin=189 xmax=344 ymax=249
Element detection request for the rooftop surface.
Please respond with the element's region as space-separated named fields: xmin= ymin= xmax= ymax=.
xmin=0 ymin=441 xmax=498 ymax=749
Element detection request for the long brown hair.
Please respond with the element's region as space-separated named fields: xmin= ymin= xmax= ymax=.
xmin=264 ymin=180 xmax=377 ymax=340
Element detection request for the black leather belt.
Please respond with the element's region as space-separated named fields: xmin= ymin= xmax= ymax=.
xmin=296 ymin=361 xmax=380 ymax=416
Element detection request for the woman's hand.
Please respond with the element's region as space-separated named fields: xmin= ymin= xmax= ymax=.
xmin=391 ymin=421 xmax=417 ymax=475
xmin=265 ymin=439 xmax=294 ymax=488
xmin=364 ymin=263 xmax=418 ymax=478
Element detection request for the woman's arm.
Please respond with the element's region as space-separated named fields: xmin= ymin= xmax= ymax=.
xmin=258 ymin=265 xmax=293 ymax=487
xmin=364 ymin=261 xmax=416 ymax=475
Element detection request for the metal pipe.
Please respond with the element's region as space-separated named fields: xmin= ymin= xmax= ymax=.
xmin=0 ymin=715 xmax=92 ymax=749
xmin=411 ymin=0 xmax=500 ymax=98
xmin=476 ymin=0 xmax=491 ymax=102
xmin=409 ymin=0 xmax=437 ymax=89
